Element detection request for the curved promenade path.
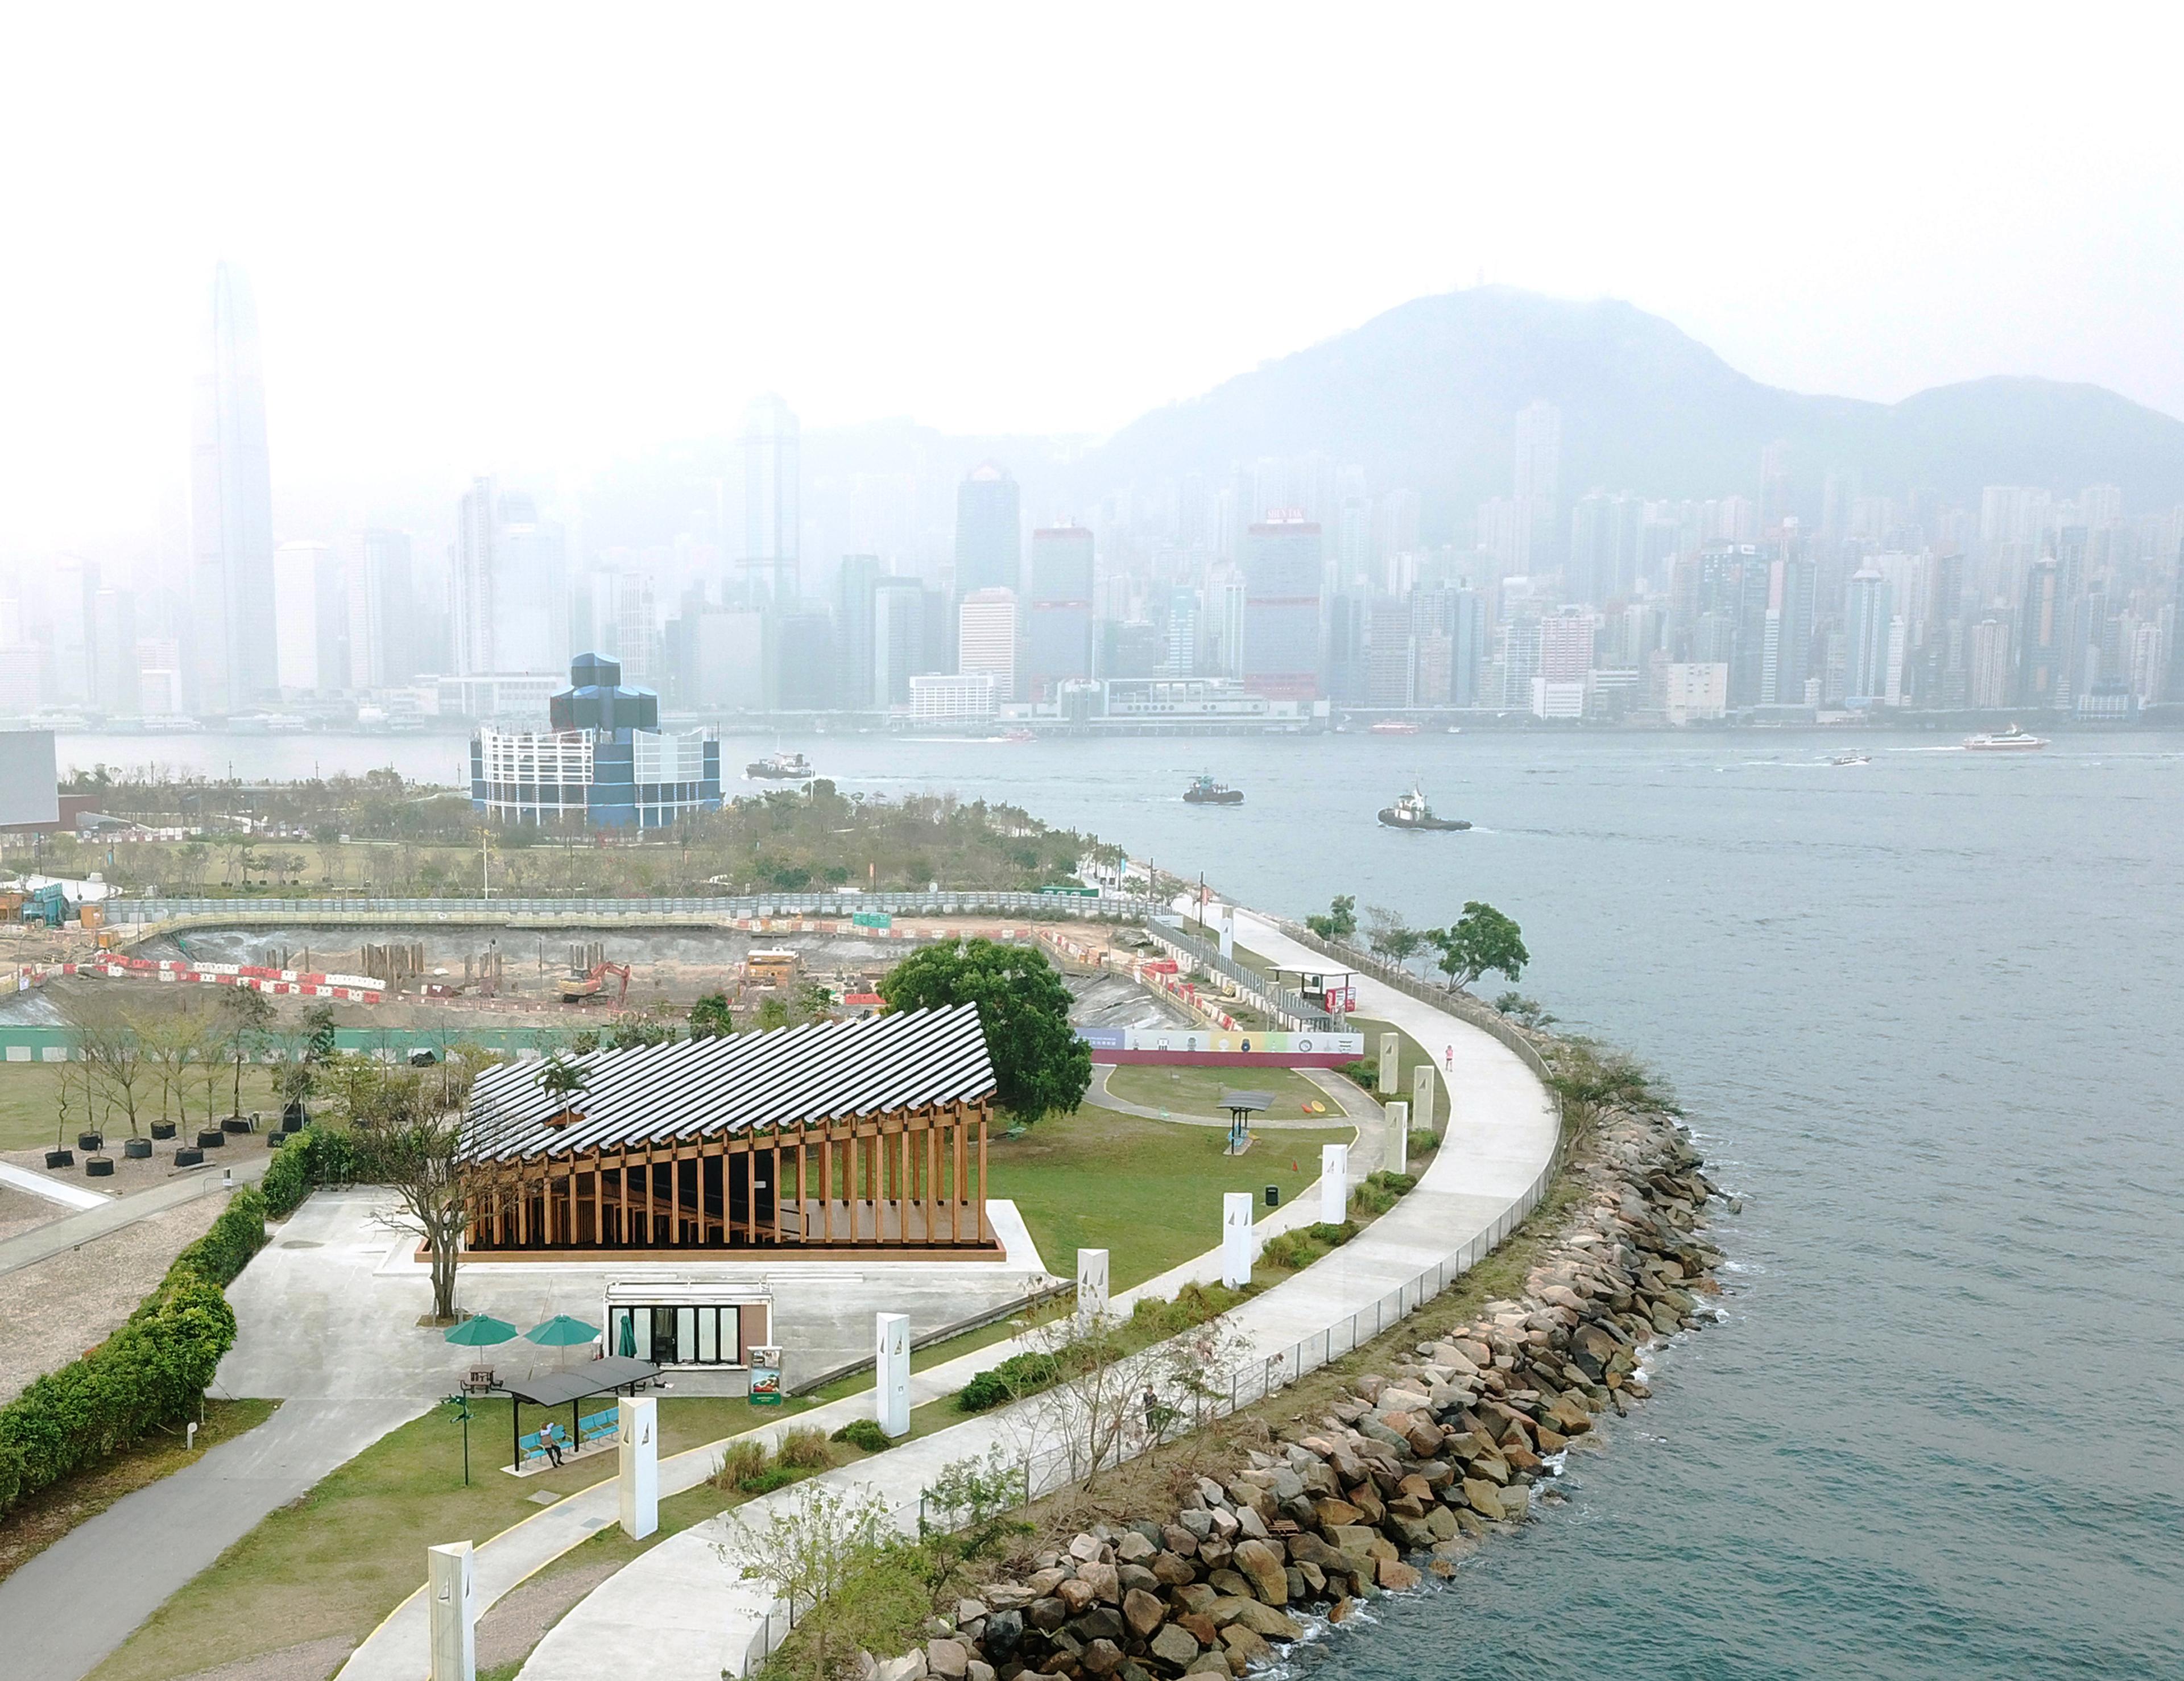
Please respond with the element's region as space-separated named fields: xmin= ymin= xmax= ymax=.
xmin=496 ymin=897 xmax=1556 ymax=1681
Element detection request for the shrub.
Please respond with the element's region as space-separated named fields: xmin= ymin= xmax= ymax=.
xmin=1261 ymin=1221 xmax=1358 ymax=1271
xmin=776 ymin=1424 xmax=834 ymax=1471
xmin=957 ymin=1351 xmax=1061 ymax=1413
xmin=261 ymin=1135 xmax=312 ymax=1217
xmin=0 ymin=1194 xmax=263 ymax=1515
xmin=714 ymin=1436 xmax=772 ymax=1491
xmin=1339 ymin=1058 xmax=1379 ymax=1091
xmin=830 ymin=1418 xmax=893 ymax=1453
xmin=739 ymin=1465 xmax=797 ymax=1494
xmin=1408 ymin=1128 xmax=1440 ymax=1160
xmin=1350 ymin=1169 xmax=1417 ymax=1219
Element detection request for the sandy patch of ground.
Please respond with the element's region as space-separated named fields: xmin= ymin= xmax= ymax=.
xmin=167 ymin=1636 xmax=352 ymax=1681
xmin=4 ymin=1137 xmax=258 ymax=1198
xmin=0 ymin=1182 xmax=61 ymax=1244
xmin=0 ymin=1196 xmax=224 ymax=1402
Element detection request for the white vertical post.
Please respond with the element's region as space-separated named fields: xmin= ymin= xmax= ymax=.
xmin=427 ymin=1540 xmax=475 ymax=1681
xmin=618 ymin=1395 xmax=658 ymax=1540
xmin=1412 ymin=1062 xmax=1436 ymax=1135
xmin=876 ymin=1312 xmax=911 ymax=1438
xmin=1076 ymin=1248 xmax=1110 ymax=1329
xmin=1384 ymin=1099 xmax=1410 ymax=1178
xmin=1221 ymin=1191 xmax=1254 ymax=1287
xmin=1218 ymin=915 xmax=1234 ymax=960
xmin=1378 ymin=1032 xmax=1400 ymax=1096
xmin=1320 ymin=1142 xmax=1349 ymax=1225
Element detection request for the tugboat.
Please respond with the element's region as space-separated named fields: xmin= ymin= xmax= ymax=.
xmin=1377 ymin=784 xmax=1470 ymax=831
xmin=1183 ymin=774 xmax=1244 ymax=806
xmin=744 ymin=749 xmax=814 ymax=780
xmin=1962 ymin=723 xmax=2048 ymax=751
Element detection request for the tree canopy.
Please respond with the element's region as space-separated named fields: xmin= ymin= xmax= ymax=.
xmin=1305 ymin=895 xmax=1358 ymax=941
xmin=1430 ymin=902 xmax=1529 ymax=990
xmin=876 ymin=938 xmax=1091 ymax=1122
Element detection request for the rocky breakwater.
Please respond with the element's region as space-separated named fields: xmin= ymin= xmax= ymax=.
xmin=864 ymin=1102 xmax=1726 ymax=1681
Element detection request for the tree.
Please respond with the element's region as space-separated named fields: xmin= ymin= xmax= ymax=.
xmin=536 ymin=1054 xmax=589 ymax=1116
xmin=1305 ymin=894 xmax=1358 ymax=941
xmin=714 ymin=1481 xmax=896 ymax=1681
xmin=73 ymin=997 xmax=149 ymax=1138
xmin=876 ymin=939 xmax=1091 ymax=1122
xmin=301 ymin=1003 xmax=338 ymax=1064
xmin=1430 ymin=902 xmax=1529 ymax=991
xmin=363 ymin=1059 xmax=481 ymax=1321
xmin=218 ymin=986 xmax=275 ymax=1118
xmin=688 ymin=993 xmax=736 ymax=1039
xmin=1363 ymin=904 xmax=1414 ymax=966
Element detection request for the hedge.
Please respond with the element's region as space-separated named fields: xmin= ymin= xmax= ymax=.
xmin=262 ymin=1126 xmax=358 ymax=1219
xmin=957 ymin=1351 xmax=1061 ymax=1413
xmin=0 ymin=1187 xmax=268 ymax=1515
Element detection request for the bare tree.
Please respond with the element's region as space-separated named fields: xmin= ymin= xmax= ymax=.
xmin=72 ymin=996 xmax=150 ymax=1138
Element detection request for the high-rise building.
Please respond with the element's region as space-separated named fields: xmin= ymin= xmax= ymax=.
xmin=495 ymin=492 xmax=564 ymax=674
xmin=2016 ymin=559 xmax=2064 ymax=706
xmin=957 ymin=588 xmax=1017 ymax=699
xmin=834 ymin=555 xmax=883 ymax=709
xmin=871 ymin=578 xmax=926 ymax=707
xmin=274 ymin=541 xmax=347 ymax=694
xmin=188 ymin=261 xmax=278 ymax=714
xmin=453 ymin=478 xmax=499 ymax=676
xmin=770 ymin=613 xmax=835 ymax=711
xmin=1969 ymin=617 xmax=2013 ymax=708
xmin=1240 ymin=516 xmax=1323 ymax=700
xmin=344 ymin=528 xmax=415 ymax=689
xmin=742 ymin=394 xmax=801 ymax=605
xmin=90 ymin=587 xmax=138 ymax=718
xmin=954 ymin=463 xmax=1020 ymax=596
xmin=1024 ymin=527 xmax=1094 ymax=700
xmin=1845 ymin=569 xmax=1891 ymax=705
xmin=1163 ymin=586 xmax=1199 ymax=676
xmin=1513 ymin=400 xmax=1562 ymax=572
xmin=1761 ymin=556 xmax=1817 ymax=705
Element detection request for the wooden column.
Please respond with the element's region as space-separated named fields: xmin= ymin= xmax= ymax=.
xmin=772 ymin=1135 xmax=783 ymax=1245
xmin=953 ymin=1113 xmax=967 ymax=1242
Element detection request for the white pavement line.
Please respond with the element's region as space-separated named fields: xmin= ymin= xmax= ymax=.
xmin=0 ymin=1157 xmax=272 ymax=1279
xmin=513 ymin=896 xmax=1558 ymax=1681
xmin=0 ymin=1159 xmax=113 ymax=1209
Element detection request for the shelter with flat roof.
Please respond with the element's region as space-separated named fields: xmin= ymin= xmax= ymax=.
xmin=460 ymin=1004 xmax=999 ymax=1258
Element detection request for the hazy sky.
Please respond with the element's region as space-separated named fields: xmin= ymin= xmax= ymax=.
xmin=3 ymin=4 xmax=2179 ymax=547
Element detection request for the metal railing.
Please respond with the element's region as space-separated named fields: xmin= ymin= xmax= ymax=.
xmin=115 ymin=890 xmax=1164 ymax=925
xmin=1144 ymin=918 xmax=1338 ymax=1033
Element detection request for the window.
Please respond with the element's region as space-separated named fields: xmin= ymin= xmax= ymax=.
xmin=607 ymin=1303 xmax=750 ymax=1366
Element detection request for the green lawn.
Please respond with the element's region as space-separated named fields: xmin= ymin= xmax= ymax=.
xmin=1348 ymin=1015 xmax=1442 ymax=1123
xmin=1102 ymin=1062 xmax=1335 ymax=1120
xmin=987 ymin=1109 xmax=1352 ymax=1289
xmin=0 ymin=1064 xmax=289 ymax=1153
xmin=90 ymin=1393 xmax=805 ymax=1681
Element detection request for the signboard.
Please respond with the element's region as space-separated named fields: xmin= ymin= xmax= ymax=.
xmin=851 ymin=911 xmax=892 ymax=930
xmin=1039 ymin=885 xmax=1099 ymax=897
xmin=746 ymin=1346 xmax=784 ymax=1405
xmin=0 ymin=731 xmax=59 ymax=828
xmin=1075 ymin=1027 xmax=1366 ymax=1058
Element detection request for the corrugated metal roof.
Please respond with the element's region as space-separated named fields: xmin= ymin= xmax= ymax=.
xmin=461 ymin=1003 xmax=994 ymax=1162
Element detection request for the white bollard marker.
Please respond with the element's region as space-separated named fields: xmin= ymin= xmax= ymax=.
xmin=1378 ymin=1032 xmax=1400 ymax=1096
xmin=618 ymin=1395 xmax=657 ymax=1540
xmin=876 ymin=1312 xmax=911 ymax=1438
xmin=427 ymin=1540 xmax=475 ymax=1681
xmin=1412 ymin=1061 xmax=1436 ymax=1136
xmin=1320 ymin=1143 xmax=1349 ymax=1225
xmin=1076 ymin=1247 xmax=1110 ymax=1330
xmin=1219 ymin=915 xmax=1235 ymax=960
xmin=1384 ymin=1099 xmax=1410 ymax=1178
xmin=1221 ymin=1191 xmax=1254 ymax=1288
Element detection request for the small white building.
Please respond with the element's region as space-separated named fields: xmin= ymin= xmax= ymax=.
xmin=907 ymin=672 xmax=998 ymax=724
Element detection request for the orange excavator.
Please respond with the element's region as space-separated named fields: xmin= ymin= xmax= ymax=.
xmin=557 ymin=960 xmax=631 ymax=1005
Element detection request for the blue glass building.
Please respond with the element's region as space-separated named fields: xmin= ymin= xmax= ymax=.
xmin=471 ymin=654 xmax=722 ymax=829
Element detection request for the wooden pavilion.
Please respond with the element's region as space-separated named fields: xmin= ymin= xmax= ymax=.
xmin=460 ymin=1003 xmax=999 ymax=1258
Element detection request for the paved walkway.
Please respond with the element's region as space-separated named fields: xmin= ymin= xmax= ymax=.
xmin=508 ymin=896 xmax=1556 ymax=1681
xmin=0 ymin=1159 xmax=111 ymax=1211
xmin=0 ymin=1396 xmax=421 ymax=1681
xmin=1084 ymin=1064 xmax=1375 ymax=1129
xmin=0 ymin=1154 xmax=270 ymax=1278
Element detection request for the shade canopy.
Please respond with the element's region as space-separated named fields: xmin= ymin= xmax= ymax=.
xmin=497 ymin=1354 xmax=660 ymax=1409
xmin=526 ymin=1315 xmax=602 ymax=1348
xmin=444 ymin=1314 xmax=519 ymax=1346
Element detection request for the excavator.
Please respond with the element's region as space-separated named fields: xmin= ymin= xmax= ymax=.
xmin=557 ymin=960 xmax=631 ymax=1006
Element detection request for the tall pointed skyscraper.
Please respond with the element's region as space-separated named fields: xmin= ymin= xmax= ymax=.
xmin=189 ymin=262 xmax=278 ymax=713
xmin=741 ymin=394 xmax=801 ymax=606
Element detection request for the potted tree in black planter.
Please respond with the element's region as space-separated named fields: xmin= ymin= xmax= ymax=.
xmin=45 ymin=1075 xmax=74 ymax=1169
xmin=218 ymin=986 xmax=274 ymax=1134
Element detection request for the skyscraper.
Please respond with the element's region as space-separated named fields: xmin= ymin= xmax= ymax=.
xmin=1846 ymin=569 xmax=1891 ymax=705
xmin=1240 ymin=517 xmax=1323 ymax=700
xmin=1512 ymin=400 xmax=1562 ymax=573
xmin=954 ymin=464 xmax=1020 ymax=596
xmin=835 ymin=555 xmax=883 ymax=709
xmin=742 ymin=394 xmax=800 ymax=606
xmin=453 ymin=478 xmax=499 ymax=676
xmin=189 ymin=261 xmax=277 ymax=713
xmin=871 ymin=578 xmax=926 ymax=707
xmin=957 ymin=588 xmax=1018 ymax=699
xmin=274 ymin=541 xmax=347 ymax=693
xmin=1024 ymin=527 xmax=1094 ymax=699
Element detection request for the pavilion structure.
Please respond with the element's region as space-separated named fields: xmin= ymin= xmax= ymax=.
xmin=459 ymin=1003 xmax=999 ymax=1258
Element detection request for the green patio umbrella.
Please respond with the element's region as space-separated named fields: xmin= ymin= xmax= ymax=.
xmin=525 ymin=1315 xmax=601 ymax=1347
xmin=443 ymin=1314 xmax=519 ymax=1346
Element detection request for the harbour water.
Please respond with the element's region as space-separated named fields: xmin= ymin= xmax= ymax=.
xmin=47 ymin=726 xmax=2184 ymax=1674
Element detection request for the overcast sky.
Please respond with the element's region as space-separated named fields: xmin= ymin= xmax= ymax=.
xmin=2 ymin=3 xmax=2179 ymax=547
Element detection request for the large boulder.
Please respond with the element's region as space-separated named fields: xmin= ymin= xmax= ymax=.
xmin=926 ymin=1639 xmax=970 ymax=1680
xmin=1149 ymin=1624 xmax=1201 ymax=1673
xmin=1231 ymin=1539 xmax=1288 ymax=1605
xmin=982 ymin=1609 xmax=1025 ymax=1659
xmin=1123 ymin=1589 xmax=1167 ymax=1640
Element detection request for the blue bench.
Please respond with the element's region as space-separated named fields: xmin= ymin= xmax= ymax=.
xmin=517 ymin=1410 xmax=621 ymax=1467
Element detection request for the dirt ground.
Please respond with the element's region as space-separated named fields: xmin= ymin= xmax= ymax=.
xmin=166 ymin=1637 xmax=351 ymax=1681
xmin=0 ymin=1181 xmax=60 ymax=1243
xmin=0 ymin=1195 xmax=224 ymax=1403
xmin=4 ymin=1139 xmax=263 ymax=1199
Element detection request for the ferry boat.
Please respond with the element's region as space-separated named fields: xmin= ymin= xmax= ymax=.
xmin=1369 ymin=720 xmax=1422 ymax=735
xmin=744 ymin=750 xmax=815 ymax=780
xmin=1376 ymin=784 xmax=1470 ymax=831
xmin=1003 ymin=728 xmax=1037 ymax=743
xmin=1962 ymin=724 xmax=2048 ymax=752
xmin=1182 ymin=774 xmax=1244 ymax=806
xmin=1830 ymin=753 xmax=1871 ymax=766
